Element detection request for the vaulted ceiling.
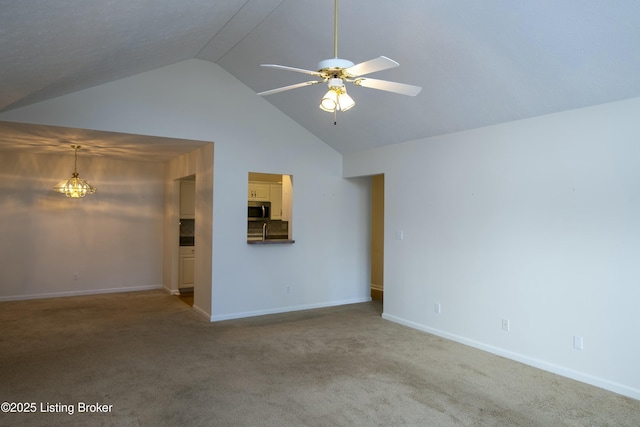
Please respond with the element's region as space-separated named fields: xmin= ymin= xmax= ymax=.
xmin=1 ymin=0 xmax=639 ymax=157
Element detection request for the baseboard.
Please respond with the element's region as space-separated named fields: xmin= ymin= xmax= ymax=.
xmin=162 ymin=286 xmax=209 ymax=320
xmin=191 ymin=304 xmax=210 ymax=320
xmin=210 ymin=296 xmax=372 ymax=322
xmin=382 ymin=313 xmax=640 ymax=401
xmin=163 ymin=286 xmax=181 ymax=296
xmin=0 ymin=285 xmax=163 ymax=302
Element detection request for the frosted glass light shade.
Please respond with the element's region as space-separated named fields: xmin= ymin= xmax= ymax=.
xmin=319 ymin=88 xmax=355 ymax=112
xmin=320 ymin=90 xmax=338 ymax=112
xmin=338 ymin=92 xmax=355 ymax=111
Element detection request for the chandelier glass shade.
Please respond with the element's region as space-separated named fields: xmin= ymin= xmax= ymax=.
xmin=53 ymin=145 xmax=97 ymax=198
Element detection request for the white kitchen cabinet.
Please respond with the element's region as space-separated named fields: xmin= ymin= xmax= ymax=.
xmin=248 ymin=182 xmax=270 ymax=201
xmin=180 ymin=180 xmax=195 ymax=218
xmin=179 ymin=246 xmax=195 ymax=289
xmin=269 ymin=183 xmax=282 ymax=219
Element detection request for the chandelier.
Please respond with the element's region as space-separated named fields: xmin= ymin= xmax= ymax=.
xmin=53 ymin=145 xmax=97 ymax=198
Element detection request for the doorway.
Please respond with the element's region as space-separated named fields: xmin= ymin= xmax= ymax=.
xmin=371 ymin=174 xmax=384 ymax=308
xmin=178 ymin=175 xmax=195 ymax=306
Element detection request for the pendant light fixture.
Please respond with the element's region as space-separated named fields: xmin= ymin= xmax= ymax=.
xmin=53 ymin=145 xmax=97 ymax=198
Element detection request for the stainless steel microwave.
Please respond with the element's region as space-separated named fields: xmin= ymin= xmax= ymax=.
xmin=248 ymin=201 xmax=271 ymax=221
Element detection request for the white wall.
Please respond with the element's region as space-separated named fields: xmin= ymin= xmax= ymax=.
xmin=0 ymin=59 xmax=371 ymax=319
xmin=0 ymin=151 xmax=165 ymax=300
xmin=343 ymin=97 xmax=640 ymax=400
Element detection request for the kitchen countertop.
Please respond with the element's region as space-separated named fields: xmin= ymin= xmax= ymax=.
xmin=247 ymin=238 xmax=295 ymax=245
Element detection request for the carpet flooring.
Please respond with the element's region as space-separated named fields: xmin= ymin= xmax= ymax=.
xmin=1 ymin=290 xmax=638 ymax=426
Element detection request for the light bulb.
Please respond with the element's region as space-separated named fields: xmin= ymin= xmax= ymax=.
xmin=319 ymin=89 xmax=338 ymax=112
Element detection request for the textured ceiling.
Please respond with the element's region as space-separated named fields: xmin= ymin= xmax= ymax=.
xmin=0 ymin=121 xmax=209 ymax=162
xmin=1 ymin=0 xmax=639 ymax=158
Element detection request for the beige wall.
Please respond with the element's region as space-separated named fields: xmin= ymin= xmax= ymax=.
xmin=0 ymin=151 xmax=165 ymax=300
xmin=163 ymin=144 xmax=214 ymax=318
xmin=0 ymin=59 xmax=372 ymax=322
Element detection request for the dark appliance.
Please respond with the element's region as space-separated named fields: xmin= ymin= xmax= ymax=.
xmin=248 ymin=201 xmax=271 ymax=221
xmin=179 ymin=219 xmax=195 ymax=246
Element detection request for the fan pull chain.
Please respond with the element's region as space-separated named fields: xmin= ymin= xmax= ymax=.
xmin=334 ymin=109 xmax=337 ymax=125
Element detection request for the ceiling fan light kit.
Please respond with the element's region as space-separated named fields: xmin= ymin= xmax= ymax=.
xmin=319 ymin=78 xmax=355 ymax=112
xmin=258 ymin=0 xmax=421 ymax=120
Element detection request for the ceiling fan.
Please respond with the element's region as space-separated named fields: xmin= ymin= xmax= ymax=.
xmin=257 ymin=0 xmax=422 ymax=120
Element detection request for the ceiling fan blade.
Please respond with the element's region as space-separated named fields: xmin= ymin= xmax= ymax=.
xmin=257 ymin=80 xmax=323 ymax=96
xmin=260 ymin=64 xmax=324 ymax=77
xmin=353 ymin=77 xmax=422 ymax=96
xmin=345 ymin=56 xmax=399 ymax=77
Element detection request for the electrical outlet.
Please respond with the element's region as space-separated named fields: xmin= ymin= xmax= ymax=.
xmin=395 ymin=230 xmax=404 ymax=240
xmin=286 ymin=286 xmax=291 ymax=294
xmin=573 ymin=336 xmax=584 ymax=350
xmin=434 ymin=303 xmax=441 ymax=314
xmin=74 ymin=273 xmax=78 ymax=281
xmin=501 ymin=318 xmax=510 ymax=332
